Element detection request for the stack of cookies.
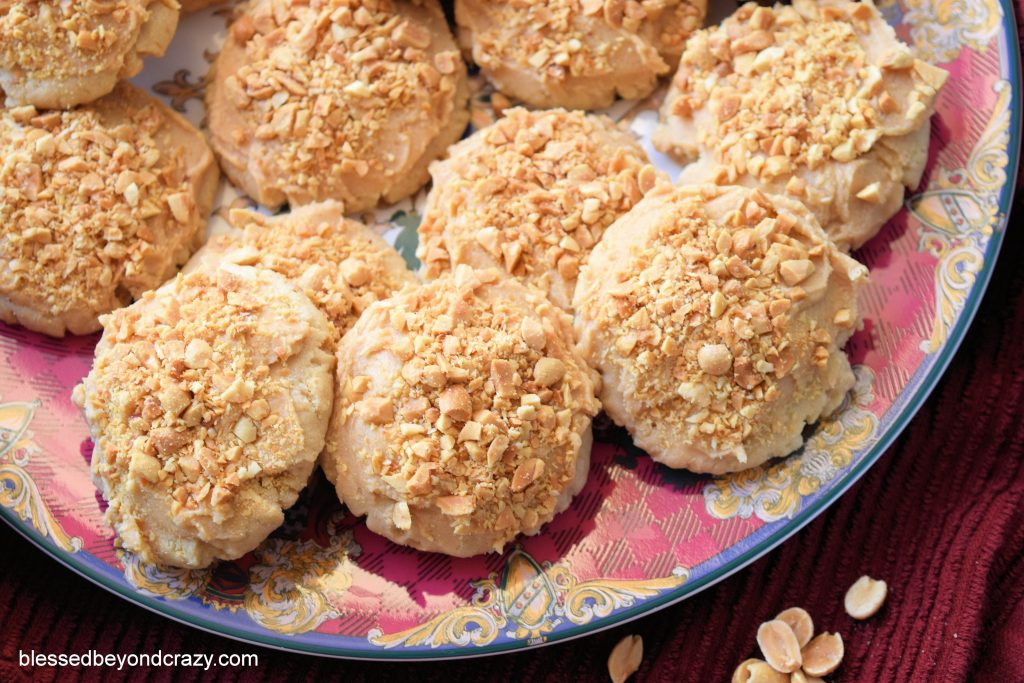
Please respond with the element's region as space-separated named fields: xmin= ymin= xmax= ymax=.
xmin=0 ymin=0 xmax=947 ymax=567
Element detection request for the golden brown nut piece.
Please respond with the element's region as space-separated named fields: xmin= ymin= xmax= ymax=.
xmin=417 ymin=107 xmax=664 ymax=310
xmin=653 ymin=0 xmax=947 ymax=250
xmin=0 ymin=0 xmax=178 ymax=108
xmin=574 ymin=184 xmax=867 ymax=474
xmin=322 ymin=265 xmax=600 ymax=557
xmin=456 ymin=0 xmax=706 ymax=109
xmin=74 ymin=264 xmax=336 ymax=568
xmin=206 ymin=0 xmax=469 ymax=212
xmin=0 ymin=83 xmax=218 ymax=337
xmin=186 ymin=200 xmax=417 ymax=337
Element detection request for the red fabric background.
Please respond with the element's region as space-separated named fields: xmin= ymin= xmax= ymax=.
xmin=2 ymin=17 xmax=1023 ymax=683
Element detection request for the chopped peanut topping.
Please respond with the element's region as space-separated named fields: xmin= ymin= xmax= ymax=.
xmin=184 ymin=339 xmax=213 ymax=369
xmin=654 ymin=0 xmax=948 ymax=250
xmin=534 ymin=358 xmax=566 ymax=387
xmin=456 ymin=0 xmax=705 ymax=108
xmin=439 ymin=385 xmax=473 ymax=422
xmin=575 ymin=185 xmax=865 ymax=467
xmin=0 ymin=85 xmax=212 ymax=336
xmin=780 ymin=259 xmax=815 ymax=286
xmin=392 ymin=500 xmax=412 ymax=529
xmin=520 ymin=317 xmax=547 ymax=350
xmin=0 ymin=0 xmax=169 ymax=107
xmin=418 ymin=108 xmax=663 ymax=310
xmin=329 ymin=265 xmax=599 ymax=550
xmin=697 ymin=344 xmax=733 ymax=376
xmin=74 ymin=265 xmax=334 ymax=568
xmin=359 ymin=397 xmax=394 ymax=424
xmin=209 ymin=0 xmax=467 ymax=211
xmin=207 ymin=201 xmax=415 ymax=338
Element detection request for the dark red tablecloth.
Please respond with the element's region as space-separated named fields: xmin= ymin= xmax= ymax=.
xmin=3 ymin=34 xmax=1024 ymax=683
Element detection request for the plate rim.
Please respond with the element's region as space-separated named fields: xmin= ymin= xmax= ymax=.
xmin=2 ymin=2 xmax=1021 ymax=660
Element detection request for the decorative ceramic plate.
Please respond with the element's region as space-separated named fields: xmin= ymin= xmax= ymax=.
xmin=1 ymin=0 xmax=1020 ymax=661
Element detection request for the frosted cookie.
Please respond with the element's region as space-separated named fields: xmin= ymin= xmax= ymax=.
xmin=653 ymin=0 xmax=948 ymax=250
xmin=187 ymin=201 xmax=417 ymax=337
xmin=417 ymin=108 xmax=663 ymax=310
xmin=574 ymin=185 xmax=866 ymax=474
xmin=0 ymin=0 xmax=178 ymax=109
xmin=206 ymin=0 xmax=469 ymax=212
xmin=455 ymin=0 xmax=706 ymax=110
xmin=0 ymin=83 xmax=218 ymax=337
xmin=74 ymin=264 xmax=336 ymax=568
xmin=322 ymin=266 xmax=600 ymax=557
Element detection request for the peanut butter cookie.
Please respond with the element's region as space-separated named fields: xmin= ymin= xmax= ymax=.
xmin=0 ymin=83 xmax=218 ymax=337
xmin=74 ymin=264 xmax=336 ymax=568
xmin=0 ymin=0 xmax=179 ymax=108
xmin=417 ymin=108 xmax=663 ymax=310
xmin=575 ymin=184 xmax=866 ymax=474
xmin=456 ymin=0 xmax=706 ymax=109
xmin=206 ymin=0 xmax=469 ymax=212
xmin=653 ymin=0 xmax=947 ymax=250
xmin=322 ymin=265 xmax=600 ymax=556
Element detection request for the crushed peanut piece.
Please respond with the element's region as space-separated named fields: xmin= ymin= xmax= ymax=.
xmin=775 ymin=607 xmax=814 ymax=648
xmin=731 ymin=659 xmax=788 ymax=683
xmin=607 ymin=634 xmax=643 ymax=683
xmin=844 ymin=575 xmax=888 ymax=620
xmin=392 ymin=500 xmax=412 ymax=530
xmin=359 ymin=397 xmax=394 ymax=425
xmin=855 ymin=182 xmax=883 ymax=204
xmin=698 ymin=344 xmax=733 ymax=375
xmin=801 ymin=632 xmax=844 ymax=677
xmin=439 ymin=385 xmax=473 ymax=422
xmin=757 ymin=620 xmax=803 ymax=673
xmin=520 ymin=317 xmax=547 ymax=350
xmin=534 ymin=358 xmax=567 ymax=387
